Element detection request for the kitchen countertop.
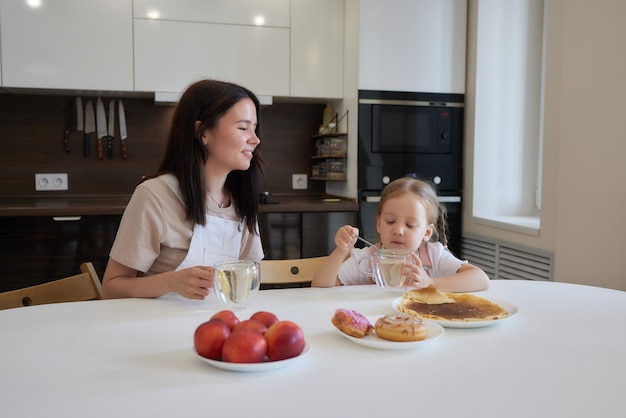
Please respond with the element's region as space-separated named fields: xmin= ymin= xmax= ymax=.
xmin=0 ymin=194 xmax=358 ymax=217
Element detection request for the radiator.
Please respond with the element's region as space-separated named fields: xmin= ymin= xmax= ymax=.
xmin=459 ymin=235 xmax=554 ymax=281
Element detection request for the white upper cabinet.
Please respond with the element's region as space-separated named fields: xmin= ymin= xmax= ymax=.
xmin=0 ymin=0 xmax=133 ymax=91
xmin=133 ymin=0 xmax=290 ymax=96
xmin=133 ymin=0 xmax=290 ymax=27
xmin=359 ymin=0 xmax=467 ymax=93
xmin=290 ymin=0 xmax=344 ymax=99
xmin=134 ymin=20 xmax=289 ymax=96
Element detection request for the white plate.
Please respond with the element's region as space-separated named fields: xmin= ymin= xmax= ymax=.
xmin=197 ymin=340 xmax=312 ymax=372
xmin=335 ymin=316 xmax=444 ymax=350
xmin=392 ymin=296 xmax=518 ymax=328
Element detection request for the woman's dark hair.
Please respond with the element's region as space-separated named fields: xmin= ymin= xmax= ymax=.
xmin=149 ymin=79 xmax=265 ymax=233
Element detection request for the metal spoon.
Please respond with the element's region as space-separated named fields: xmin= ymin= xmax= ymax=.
xmin=357 ymin=236 xmax=376 ymax=247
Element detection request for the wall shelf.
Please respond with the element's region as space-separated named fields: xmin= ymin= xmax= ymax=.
xmin=311 ymin=110 xmax=348 ymax=182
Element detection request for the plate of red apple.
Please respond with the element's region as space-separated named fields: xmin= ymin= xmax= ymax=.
xmin=194 ymin=310 xmax=312 ymax=372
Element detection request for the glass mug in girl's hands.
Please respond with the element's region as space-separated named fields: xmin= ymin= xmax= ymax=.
xmin=213 ymin=260 xmax=260 ymax=306
xmin=358 ymin=249 xmax=413 ymax=288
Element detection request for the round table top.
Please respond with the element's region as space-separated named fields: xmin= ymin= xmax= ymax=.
xmin=1 ymin=280 xmax=625 ymax=418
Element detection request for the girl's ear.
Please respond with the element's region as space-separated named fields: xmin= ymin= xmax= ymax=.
xmin=375 ymin=215 xmax=381 ymax=234
xmin=423 ymin=224 xmax=434 ymax=242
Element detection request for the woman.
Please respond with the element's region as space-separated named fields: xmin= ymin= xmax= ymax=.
xmin=102 ymin=80 xmax=265 ymax=299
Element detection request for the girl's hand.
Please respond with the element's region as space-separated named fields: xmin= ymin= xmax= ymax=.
xmin=403 ymin=252 xmax=432 ymax=289
xmin=334 ymin=225 xmax=358 ymax=252
xmin=170 ymin=266 xmax=215 ymax=300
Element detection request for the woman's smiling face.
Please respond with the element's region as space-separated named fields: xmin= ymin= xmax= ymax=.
xmin=203 ymin=98 xmax=260 ymax=172
xmin=376 ymin=194 xmax=434 ymax=252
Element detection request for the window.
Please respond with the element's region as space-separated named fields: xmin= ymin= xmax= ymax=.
xmin=472 ymin=0 xmax=545 ymax=236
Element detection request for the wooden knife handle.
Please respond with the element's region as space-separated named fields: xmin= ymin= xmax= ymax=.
xmin=121 ymin=139 xmax=127 ymax=160
xmin=97 ymin=138 xmax=103 ymax=160
xmin=64 ymin=130 xmax=71 ymax=153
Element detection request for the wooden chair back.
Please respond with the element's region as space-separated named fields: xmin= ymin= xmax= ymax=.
xmin=0 ymin=262 xmax=103 ymax=310
xmin=259 ymin=256 xmax=328 ymax=287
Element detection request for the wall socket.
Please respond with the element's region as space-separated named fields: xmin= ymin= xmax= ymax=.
xmin=35 ymin=173 xmax=68 ymax=191
xmin=292 ymin=174 xmax=308 ymax=190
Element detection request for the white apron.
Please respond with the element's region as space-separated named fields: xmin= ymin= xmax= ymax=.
xmin=158 ymin=174 xmax=242 ymax=270
xmin=175 ymin=216 xmax=242 ymax=270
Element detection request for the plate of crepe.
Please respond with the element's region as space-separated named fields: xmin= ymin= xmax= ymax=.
xmin=392 ymin=286 xmax=518 ymax=328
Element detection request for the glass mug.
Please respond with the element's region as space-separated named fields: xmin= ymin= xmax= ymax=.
xmin=357 ymin=249 xmax=413 ymax=288
xmin=213 ymin=260 xmax=260 ymax=307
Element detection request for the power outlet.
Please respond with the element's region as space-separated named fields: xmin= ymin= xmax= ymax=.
xmin=292 ymin=174 xmax=308 ymax=190
xmin=35 ymin=173 xmax=68 ymax=191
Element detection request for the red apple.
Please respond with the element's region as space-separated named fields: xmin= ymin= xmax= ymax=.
xmin=232 ymin=319 xmax=268 ymax=334
xmin=265 ymin=320 xmax=306 ymax=361
xmin=221 ymin=331 xmax=268 ymax=363
xmin=194 ymin=319 xmax=231 ymax=360
xmin=210 ymin=310 xmax=239 ymax=330
xmin=250 ymin=311 xmax=280 ymax=328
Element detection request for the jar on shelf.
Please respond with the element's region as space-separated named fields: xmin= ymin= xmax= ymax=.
xmin=329 ymin=160 xmax=346 ymax=180
xmin=330 ymin=137 xmax=347 ymax=156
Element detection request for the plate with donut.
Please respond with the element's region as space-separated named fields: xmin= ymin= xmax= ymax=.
xmin=331 ymin=309 xmax=444 ymax=350
xmin=392 ymin=288 xmax=518 ymax=328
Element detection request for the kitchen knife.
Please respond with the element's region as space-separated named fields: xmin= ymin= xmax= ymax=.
xmin=107 ymin=99 xmax=115 ymax=159
xmin=95 ymin=97 xmax=107 ymax=160
xmin=76 ymin=97 xmax=84 ymax=133
xmin=119 ymin=100 xmax=128 ymax=160
xmin=63 ymin=98 xmax=77 ymax=153
xmin=83 ymin=100 xmax=95 ymax=157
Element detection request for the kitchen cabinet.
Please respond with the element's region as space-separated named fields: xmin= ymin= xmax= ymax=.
xmin=290 ymin=0 xmax=344 ymax=99
xmin=359 ymin=0 xmax=467 ymax=93
xmin=133 ymin=19 xmax=289 ymax=96
xmin=0 ymin=0 xmax=133 ymax=91
xmin=259 ymin=211 xmax=356 ymax=260
xmin=0 ymin=215 xmax=120 ymax=293
xmin=133 ymin=0 xmax=290 ymax=27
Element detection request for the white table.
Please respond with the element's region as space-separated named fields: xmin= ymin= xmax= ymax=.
xmin=1 ymin=280 xmax=625 ymax=418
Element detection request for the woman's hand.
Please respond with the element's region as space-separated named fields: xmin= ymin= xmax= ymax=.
xmin=403 ymin=252 xmax=432 ymax=289
xmin=170 ymin=266 xmax=215 ymax=300
xmin=334 ymin=225 xmax=358 ymax=252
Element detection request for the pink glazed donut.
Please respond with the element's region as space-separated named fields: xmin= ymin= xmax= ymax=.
xmin=331 ymin=309 xmax=374 ymax=338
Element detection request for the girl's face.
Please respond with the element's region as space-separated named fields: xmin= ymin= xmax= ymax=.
xmin=203 ymin=98 xmax=260 ymax=172
xmin=376 ymin=194 xmax=434 ymax=252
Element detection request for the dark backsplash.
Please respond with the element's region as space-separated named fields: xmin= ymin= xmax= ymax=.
xmin=0 ymin=93 xmax=326 ymax=197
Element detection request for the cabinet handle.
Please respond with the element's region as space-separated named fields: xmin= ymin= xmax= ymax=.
xmin=52 ymin=216 xmax=82 ymax=221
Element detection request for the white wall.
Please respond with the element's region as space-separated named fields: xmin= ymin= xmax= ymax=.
xmin=464 ymin=0 xmax=626 ymax=291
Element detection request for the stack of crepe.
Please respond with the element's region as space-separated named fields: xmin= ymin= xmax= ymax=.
xmin=398 ymin=285 xmax=509 ymax=322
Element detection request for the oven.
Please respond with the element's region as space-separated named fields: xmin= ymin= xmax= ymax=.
xmin=357 ymin=90 xmax=464 ymax=256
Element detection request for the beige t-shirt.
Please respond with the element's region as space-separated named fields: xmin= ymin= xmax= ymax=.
xmin=109 ymin=176 xmax=264 ymax=275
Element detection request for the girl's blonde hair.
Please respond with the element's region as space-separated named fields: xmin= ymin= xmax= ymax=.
xmin=375 ymin=177 xmax=449 ymax=248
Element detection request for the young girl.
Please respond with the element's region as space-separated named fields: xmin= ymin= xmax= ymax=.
xmin=312 ymin=177 xmax=489 ymax=292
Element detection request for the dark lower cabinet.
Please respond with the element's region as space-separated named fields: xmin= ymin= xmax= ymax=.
xmin=0 ymin=215 xmax=121 ymax=292
xmin=1 ymin=211 xmax=357 ymax=292
xmin=259 ymin=212 xmax=357 ymax=260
